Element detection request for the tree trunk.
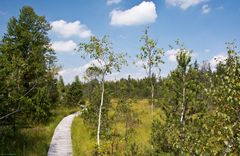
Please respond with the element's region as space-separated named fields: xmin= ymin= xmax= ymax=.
xmin=151 ymin=81 xmax=154 ymax=122
xmin=150 ymin=77 xmax=154 ymax=150
xmin=97 ymin=78 xmax=105 ymax=149
xmin=180 ymin=74 xmax=186 ymax=125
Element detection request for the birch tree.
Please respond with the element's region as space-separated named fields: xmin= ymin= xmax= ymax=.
xmin=77 ymin=36 xmax=127 ymax=150
xmin=209 ymin=42 xmax=240 ymax=155
xmin=136 ymin=28 xmax=164 ymax=122
xmin=176 ymin=48 xmax=191 ymax=125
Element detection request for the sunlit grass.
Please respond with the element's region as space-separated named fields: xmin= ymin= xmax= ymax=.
xmin=71 ymin=116 xmax=95 ymax=156
xmin=72 ymin=98 xmax=166 ymax=154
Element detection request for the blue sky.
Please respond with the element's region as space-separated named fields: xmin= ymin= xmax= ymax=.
xmin=1 ymin=0 xmax=240 ymax=83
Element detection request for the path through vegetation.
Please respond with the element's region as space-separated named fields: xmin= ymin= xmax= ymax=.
xmin=48 ymin=112 xmax=79 ymax=156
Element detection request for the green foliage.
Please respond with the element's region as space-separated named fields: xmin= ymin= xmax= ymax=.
xmin=78 ymin=35 xmax=127 ymax=149
xmin=65 ymin=76 xmax=84 ymax=106
xmin=73 ymin=99 xmax=160 ymax=155
xmin=72 ymin=117 xmax=95 ymax=156
xmin=0 ymin=7 xmax=59 ymax=154
xmin=115 ymin=99 xmax=138 ymax=143
xmin=31 ymin=87 xmax=51 ymax=122
xmin=124 ymin=142 xmax=144 ymax=156
xmin=57 ymin=75 xmax=66 ymax=104
xmin=207 ymin=42 xmax=240 ymax=155
xmin=136 ymin=27 xmax=164 ymax=74
xmin=176 ymin=49 xmax=191 ymax=73
xmin=78 ymin=35 xmax=127 ymax=79
xmin=0 ymin=6 xmax=57 ymax=124
xmin=151 ymin=42 xmax=240 ymax=155
xmin=1 ymin=8 xmax=240 ymax=155
xmin=82 ymin=85 xmax=111 ymax=136
xmin=136 ymin=28 xmax=165 ymax=144
xmin=0 ymin=106 xmax=79 ymax=155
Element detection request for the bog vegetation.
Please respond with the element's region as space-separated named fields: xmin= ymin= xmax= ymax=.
xmin=0 ymin=6 xmax=240 ymax=156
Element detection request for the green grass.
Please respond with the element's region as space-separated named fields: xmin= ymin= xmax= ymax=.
xmin=132 ymin=99 xmax=166 ymax=149
xmin=72 ymin=99 xmax=166 ymax=155
xmin=0 ymin=106 xmax=79 ymax=156
xmin=71 ymin=116 xmax=95 ymax=156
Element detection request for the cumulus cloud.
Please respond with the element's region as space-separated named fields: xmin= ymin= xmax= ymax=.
xmin=52 ymin=40 xmax=77 ymax=52
xmin=59 ymin=67 xmax=83 ymax=84
xmin=209 ymin=54 xmax=227 ymax=69
xmin=59 ymin=66 xmax=147 ymax=83
xmin=85 ymin=59 xmax=107 ymax=69
xmin=166 ymin=0 xmax=207 ymax=10
xmin=202 ymin=4 xmax=211 ymax=14
xmin=166 ymin=49 xmax=198 ymax=62
xmin=107 ymin=0 xmax=122 ymax=5
xmin=59 ymin=58 xmax=158 ymax=83
xmin=110 ymin=1 xmax=157 ymax=26
xmin=134 ymin=60 xmax=148 ymax=68
xmin=59 ymin=59 xmax=108 ymax=83
xmin=51 ymin=20 xmax=92 ymax=38
xmin=166 ymin=49 xmax=179 ymax=62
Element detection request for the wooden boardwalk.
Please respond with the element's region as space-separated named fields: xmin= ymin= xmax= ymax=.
xmin=48 ymin=112 xmax=79 ymax=156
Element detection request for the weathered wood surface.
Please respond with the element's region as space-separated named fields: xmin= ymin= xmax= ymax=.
xmin=48 ymin=112 xmax=79 ymax=156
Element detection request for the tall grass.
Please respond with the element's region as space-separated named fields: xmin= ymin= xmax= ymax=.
xmin=71 ymin=116 xmax=95 ymax=156
xmin=71 ymin=99 xmax=166 ymax=155
xmin=0 ymin=106 xmax=79 ymax=156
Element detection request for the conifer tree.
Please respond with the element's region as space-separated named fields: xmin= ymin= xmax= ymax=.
xmin=0 ymin=6 xmax=56 ymax=123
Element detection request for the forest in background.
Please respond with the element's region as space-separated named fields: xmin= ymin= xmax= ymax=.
xmin=0 ymin=6 xmax=240 ymax=156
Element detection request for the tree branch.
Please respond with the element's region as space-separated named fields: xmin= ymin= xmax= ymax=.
xmin=0 ymin=84 xmax=37 ymax=120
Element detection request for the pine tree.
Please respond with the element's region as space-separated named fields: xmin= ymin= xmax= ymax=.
xmin=57 ymin=75 xmax=66 ymax=104
xmin=0 ymin=6 xmax=56 ymax=123
xmin=66 ymin=76 xmax=84 ymax=106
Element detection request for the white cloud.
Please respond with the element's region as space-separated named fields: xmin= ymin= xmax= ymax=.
xmin=110 ymin=1 xmax=157 ymax=26
xmin=84 ymin=59 xmax=107 ymax=69
xmin=59 ymin=67 xmax=83 ymax=84
xmin=166 ymin=49 xmax=198 ymax=62
xmin=107 ymin=0 xmax=122 ymax=5
xmin=166 ymin=49 xmax=179 ymax=62
xmin=134 ymin=60 xmax=147 ymax=68
xmin=166 ymin=0 xmax=207 ymax=10
xmin=209 ymin=54 xmax=227 ymax=69
xmin=52 ymin=40 xmax=77 ymax=52
xmin=51 ymin=20 xmax=92 ymax=38
xmin=59 ymin=59 xmax=158 ymax=83
xmin=59 ymin=60 xmax=108 ymax=83
xmin=202 ymin=4 xmax=211 ymax=14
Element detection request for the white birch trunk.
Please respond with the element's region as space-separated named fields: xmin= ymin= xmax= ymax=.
xmin=180 ymin=74 xmax=186 ymax=125
xmin=97 ymin=77 xmax=105 ymax=149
